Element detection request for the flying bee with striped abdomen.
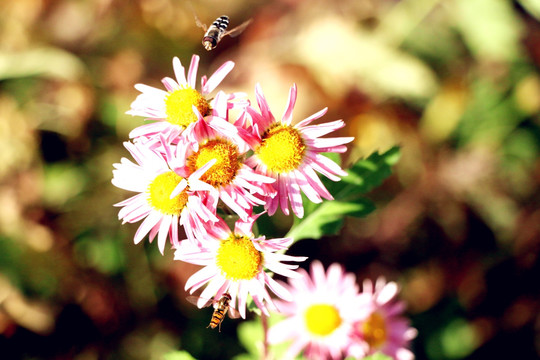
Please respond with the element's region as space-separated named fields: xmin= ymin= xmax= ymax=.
xmin=194 ymin=14 xmax=252 ymax=51
xmin=186 ymin=293 xmax=240 ymax=331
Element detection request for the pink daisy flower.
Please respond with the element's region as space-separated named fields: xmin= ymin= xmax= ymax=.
xmin=179 ymin=90 xmax=260 ymax=154
xmin=127 ymin=55 xmax=247 ymax=140
xmin=173 ymin=92 xmax=276 ymax=221
xmin=245 ymin=83 xmax=354 ymax=218
xmin=174 ymin=214 xmax=307 ymax=318
xmin=268 ymin=261 xmax=364 ymax=360
xmin=347 ymin=278 xmax=417 ymax=360
xmin=112 ymin=138 xmax=219 ymax=254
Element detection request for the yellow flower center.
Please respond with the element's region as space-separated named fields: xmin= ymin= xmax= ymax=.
xmin=164 ymin=87 xmax=210 ymax=128
xmin=361 ymin=312 xmax=387 ymax=349
xmin=187 ymin=139 xmax=240 ymax=187
xmin=215 ymin=234 xmax=263 ymax=281
xmin=256 ymin=124 xmax=306 ymax=173
xmin=304 ymin=304 xmax=342 ymax=336
xmin=147 ymin=171 xmax=188 ymax=215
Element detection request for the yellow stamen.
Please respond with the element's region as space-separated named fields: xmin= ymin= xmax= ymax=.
xmin=256 ymin=124 xmax=306 ymax=173
xmin=187 ymin=139 xmax=240 ymax=187
xmin=361 ymin=312 xmax=387 ymax=349
xmin=304 ymin=304 xmax=342 ymax=336
xmin=215 ymin=234 xmax=263 ymax=281
xmin=164 ymin=87 xmax=210 ymax=128
xmin=147 ymin=171 xmax=188 ymax=215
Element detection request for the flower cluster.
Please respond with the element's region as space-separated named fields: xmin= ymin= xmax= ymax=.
xmin=112 ymin=55 xmax=353 ymax=316
xmin=268 ymin=261 xmax=417 ymax=360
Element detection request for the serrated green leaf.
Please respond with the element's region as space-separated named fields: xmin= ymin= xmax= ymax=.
xmin=337 ymin=146 xmax=401 ymax=198
xmin=287 ymin=198 xmax=375 ymax=241
xmin=286 ymin=147 xmax=400 ymax=242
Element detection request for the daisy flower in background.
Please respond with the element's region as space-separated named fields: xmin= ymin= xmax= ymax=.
xmin=112 ymin=138 xmax=219 ymax=254
xmin=245 ymin=83 xmax=354 ymax=218
xmin=174 ymin=214 xmax=307 ymax=318
xmin=127 ymin=55 xmax=248 ymax=140
xmin=347 ymin=278 xmax=417 ymax=360
xmin=268 ymin=261 xmax=364 ymax=360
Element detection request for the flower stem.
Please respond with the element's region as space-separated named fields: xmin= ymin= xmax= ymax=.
xmin=261 ymin=312 xmax=269 ymax=360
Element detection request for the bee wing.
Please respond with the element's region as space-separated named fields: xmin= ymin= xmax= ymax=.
xmin=186 ymin=296 xmax=214 ymax=308
xmin=193 ymin=13 xmax=208 ymax=32
xmin=187 ymin=0 xmax=207 ymax=32
xmin=227 ymin=306 xmax=241 ymax=319
xmin=223 ymin=19 xmax=252 ymax=38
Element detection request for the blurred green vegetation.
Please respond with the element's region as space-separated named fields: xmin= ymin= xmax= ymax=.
xmin=0 ymin=0 xmax=539 ymax=359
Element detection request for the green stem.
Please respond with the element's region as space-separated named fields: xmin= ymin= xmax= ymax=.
xmin=261 ymin=312 xmax=269 ymax=360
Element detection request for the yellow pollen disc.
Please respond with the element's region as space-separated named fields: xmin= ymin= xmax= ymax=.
xmin=361 ymin=312 xmax=387 ymax=349
xmin=304 ymin=304 xmax=342 ymax=336
xmin=215 ymin=235 xmax=263 ymax=281
xmin=147 ymin=171 xmax=188 ymax=215
xmin=187 ymin=139 xmax=240 ymax=187
xmin=256 ymin=124 xmax=306 ymax=173
xmin=164 ymin=87 xmax=210 ymax=128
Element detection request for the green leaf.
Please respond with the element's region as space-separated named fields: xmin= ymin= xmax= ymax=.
xmin=232 ymin=355 xmax=256 ymax=360
xmin=236 ymin=320 xmax=264 ymax=359
xmin=359 ymin=353 xmax=394 ymax=360
xmin=296 ymin=17 xmax=438 ymax=102
xmin=286 ymin=147 xmax=400 ymax=241
xmin=235 ymin=315 xmax=291 ymax=360
xmin=246 ymin=297 xmax=261 ymax=316
xmin=0 ymin=47 xmax=86 ymax=81
xmin=163 ymin=350 xmax=197 ymax=360
xmin=42 ymin=163 xmax=88 ymax=208
xmin=286 ymin=198 xmax=375 ymax=241
xmin=337 ymin=146 xmax=401 ymax=198
xmin=456 ymin=79 xmax=524 ymax=147
xmin=454 ymin=0 xmax=524 ymax=62
xmin=439 ymin=318 xmax=479 ymax=359
xmin=519 ymin=0 xmax=540 ymax=21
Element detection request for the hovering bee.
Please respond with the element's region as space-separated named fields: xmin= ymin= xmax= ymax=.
xmin=194 ymin=14 xmax=252 ymax=51
xmin=186 ymin=293 xmax=240 ymax=331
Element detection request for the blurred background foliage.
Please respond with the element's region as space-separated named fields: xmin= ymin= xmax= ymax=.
xmin=0 ymin=0 xmax=539 ymax=359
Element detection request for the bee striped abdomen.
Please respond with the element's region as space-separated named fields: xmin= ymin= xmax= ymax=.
xmin=207 ymin=293 xmax=232 ymax=330
xmin=208 ymin=307 xmax=227 ymax=329
xmin=186 ymin=292 xmax=238 ymax=331
xmin=202 ymin=15 xmax=230 ymax=51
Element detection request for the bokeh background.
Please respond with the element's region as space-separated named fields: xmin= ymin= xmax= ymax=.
xmin=1 ymin=0 xmax=539 ymax=359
